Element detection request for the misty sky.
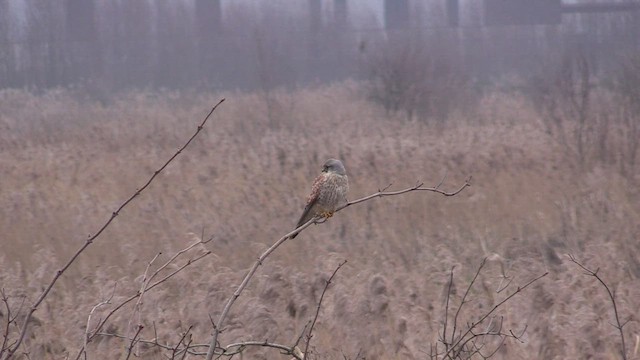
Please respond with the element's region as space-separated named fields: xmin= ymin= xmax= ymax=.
xmin=223 ymin=0 xmax=385 ymax=28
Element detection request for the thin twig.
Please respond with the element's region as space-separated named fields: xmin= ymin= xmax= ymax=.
xmin=457 ymin=319 xmax=523 ymax=360
xmin=73 ymin=241 xmax=211 ymax=360
xmin=443 ymin=271 xmax=548 ymax=359
xmin=441 ymin=266 xmax=455 ymax=352
xmin=292 ymin=321 xmax=310 ymax=353
xmin=205 ymin=214 xmax=323 ymax=359
xmin=379 ymin=183 xmax=393 ymax=192
xmin=97 ymin=331 xmax=304 ymax=358
xmin=181 ymin=336 xmax=193 ymax=360
xmin=179 ymin=335 xmax=194 ymax=360
xmin=477 ymin=315 xmax=504 ymax=355
xmin=435 ymin=171 xmax=448 ymax=190
xmin=495 ymin=276 xmax=513 ymax=294
xmin=568 ymin=254 xmax=628 ymax=360
xmin=127 ymin=252 xmax=161 ymax=348
xmin=0 ymin=290 xmax=13 ymax=357
xmin=97 ymin=331 xmax=207 ymax=354
xmin=3 ymin=99 xmax=225 ymax=360
xmin=303 ymin=260 xmax=347 ymax=360
xmin=125 ymin=237 xmax=207 ymax=349
xmin=171 ymin=325 xmax=193 ymax=360
xmin=148 ymin=238 xmax=210 ymax=285
xmin=83 ymin=282 xmax=117 ymax=358
xmin=222 ymin=340 xmax=301 ymax=358
xmin=125 ymin=325 xmax=144 ymax=360
xmin=0 ymin=293 xmax=25 ymax=358
xmin=450 ymin=258 xmax=487 ymax=349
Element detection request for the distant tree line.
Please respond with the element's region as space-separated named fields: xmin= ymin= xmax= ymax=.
xmin=0 ymin=0 xmax=638 ymax=94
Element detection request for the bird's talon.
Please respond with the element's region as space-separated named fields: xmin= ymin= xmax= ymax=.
xmin=319 ymin=211 xmax=334 ymax=219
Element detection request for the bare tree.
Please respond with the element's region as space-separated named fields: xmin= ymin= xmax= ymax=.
xmin=614 ymin=53 xmax=640 ymax=177
xmin=530 ymin=48 xmax=594 ymax=168
xmin=366 ymin=33 xmax=469 ymax=123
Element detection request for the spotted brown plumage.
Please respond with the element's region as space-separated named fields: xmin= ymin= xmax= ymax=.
xmin=291 ymin=159 xmax=349 ymax=238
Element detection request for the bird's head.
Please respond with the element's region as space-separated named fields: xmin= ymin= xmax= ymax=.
xmin=322 ymin=159 xmax=347 ymax=176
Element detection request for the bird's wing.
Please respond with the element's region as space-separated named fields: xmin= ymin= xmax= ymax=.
xmin=296 ymin=174 xmax=325 ymax=229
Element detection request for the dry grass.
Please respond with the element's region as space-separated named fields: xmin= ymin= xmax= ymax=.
xmin=0 ymin=82 xmax=639 ymax=359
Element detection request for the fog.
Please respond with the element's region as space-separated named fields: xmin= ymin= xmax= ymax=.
xmin=2 ymin=2 xmax=640 ymax=359
xmin=0 ymin=1 xmax=638 ymax=93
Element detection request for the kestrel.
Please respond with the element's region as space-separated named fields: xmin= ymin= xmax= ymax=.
xmin=291 ymin=159 xmax=349 ymax=238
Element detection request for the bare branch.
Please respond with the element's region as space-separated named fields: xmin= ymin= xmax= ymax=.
xmin=97 ymin=331 xmax=208 ymax=355
xmin=303 ymin=260 xmax=347 ymax=360
xmin=451 ymin=258 xmax=487 ymax=348
xmin=179 ymin=337 xmax=194 ymax=360
xmin=3 ymin=99 xmax=225 ymax=360
xmin=126 ymin=238 xmax=207 ymax=349
xmin=126 ymin=252 xmax=160 ymax=348
xmin=568 ymin=254 xmax=628 ymax=360
xmin=0 ymin=290 xmax=13 ymax=357
xmin=292 ymin=321 xmax=310 ymax=351
xmin=378 ymin=183 xmax=393 ymax=192
xmin=125 ymin=325 xmax=144 ymax=360
xmin=510 ymin=324 xmax=528 ymax=342
xmin=338 ymin=176 xmax=472 ymax=213
xmin=440 ymin=266 xmax=455 ymax=352
xmin=171 ymin=325 xmax=193 ymax=360
xmin=73 ymin=239 xmax=211 ymax=359
xmin=435 ymin=171 xmax=448 ymax=190
xmin=443 ymin=271 xmax=548 ymax=359
xmin=82 ymin=282 xmax=117 ymax=359
xmin=495 ymin=276 xmax=513 ymax=294
xmin=97 ymin=331 xmax=304 ymax=359
xmin=222 ymin=340 xmax=302 ymax=358
xmin=204 ymin=176 xmax=470 ymax=360
xmin=204 ymin=215 xmax=321 ymax=360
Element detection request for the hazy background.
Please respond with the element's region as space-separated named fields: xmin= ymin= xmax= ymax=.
xmin=1 ymin=0 xmax=639 ymax=93
xmin=1 ymin=1 xmax=640 ymax=359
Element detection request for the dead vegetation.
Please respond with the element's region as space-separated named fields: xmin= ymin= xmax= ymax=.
xmin=0 ymin=79 xmax=638 ymax=359
xmin=365 ymin=33 xmax=471 ymax=123
xmin=529 ymin=49 xmax=640 ymax=177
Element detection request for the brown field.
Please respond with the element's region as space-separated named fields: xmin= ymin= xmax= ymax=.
xmin=0 ymin=83 xmax=639 ymax=359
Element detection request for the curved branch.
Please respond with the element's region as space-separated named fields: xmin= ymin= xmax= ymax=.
xmin=451 ymin=258 xmax=486 ymax=348
xmin=5 ymin=99 xmax=224 ymax=360
xmin=204 ymin=215 xmax=320 ymax=359
xmin=73 ymin=240 xmax=211 ymax=360
xmin=96 ymin=332 xmax=208 ymax=356
xmin=82 ymin=282 xmax=117 ymax=359
xmin=303 ymin=260 xmax=347 ymax=359
xmin=443 ymin=271 xmax=548 ymax=359
xmin=568 ymin=254 xmax=628 ymax=360
xmin=338 ymin=175 xmax=472 ymax=212
xmin=124 ymin=325 xmax=144 ymax=360
xmin=204 ymin=177 xmax=471 ymax=360
xmin=222 ymin=340 xmax=302 ymax=358
xmin=96 ymin=332 xmax=302 ymax=359
xmin=3 ymin=99 xmax=224 ymax=360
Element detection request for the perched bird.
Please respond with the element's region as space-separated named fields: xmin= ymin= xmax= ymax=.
xmin=291 ymin=159 xmax=349 ymax=238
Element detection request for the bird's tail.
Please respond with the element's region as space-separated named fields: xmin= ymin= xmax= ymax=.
xmin=290 ymin=219 xmax=304 ymax=239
